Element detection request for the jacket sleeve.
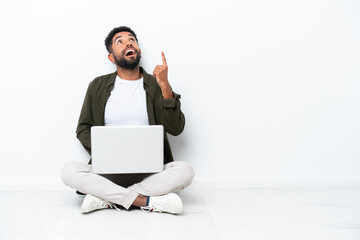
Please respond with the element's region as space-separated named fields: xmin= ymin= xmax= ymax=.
xmin=159 ymin=91 xmax=185 ymax=136
xmin=75 ymin=82 xmax=94 ymax=155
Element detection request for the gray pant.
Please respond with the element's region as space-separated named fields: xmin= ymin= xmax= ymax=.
xmin=60 ymin=161 xmax=194 ymax=209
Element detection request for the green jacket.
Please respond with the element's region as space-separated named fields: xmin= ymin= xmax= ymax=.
xmin=76 ymin=67 xmax=185 ymax=164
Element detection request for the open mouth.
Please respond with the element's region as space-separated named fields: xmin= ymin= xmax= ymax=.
xmin=125 ymin=49 xmax=136 ymax=57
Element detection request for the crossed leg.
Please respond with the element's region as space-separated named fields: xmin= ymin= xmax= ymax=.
xmin=60 ymin=161 xmax=194 ymax=209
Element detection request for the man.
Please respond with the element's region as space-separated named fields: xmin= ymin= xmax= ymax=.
xmin=61 ymin=26 xmax=194 ymax=214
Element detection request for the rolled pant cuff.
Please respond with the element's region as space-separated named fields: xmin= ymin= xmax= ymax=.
xmin=121 ymin=190 xmax=139 ymax=210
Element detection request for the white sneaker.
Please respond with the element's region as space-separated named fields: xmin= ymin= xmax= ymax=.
xmin=81 ymin=194 xmax=120 ymax=213
xmin=141 ymin=193 xmax=183 ymax=214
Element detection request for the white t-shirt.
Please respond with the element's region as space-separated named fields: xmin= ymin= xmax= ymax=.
xmin=104 ymin=76 xmax=149 ymax=126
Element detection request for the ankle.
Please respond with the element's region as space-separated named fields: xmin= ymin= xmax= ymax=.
xmin=132 ymin=195 xmax=148 ymax=207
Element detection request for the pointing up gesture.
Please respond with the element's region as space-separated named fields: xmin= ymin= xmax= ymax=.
xmin=153 ymin=51 xmax=173 ymax=99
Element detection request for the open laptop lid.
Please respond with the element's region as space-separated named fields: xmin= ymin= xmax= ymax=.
xmin=91 ymin=125 xmax=164 ymax=174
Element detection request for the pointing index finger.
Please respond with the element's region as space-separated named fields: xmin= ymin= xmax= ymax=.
xmin=161 ymin=51 xmax=167 ymax=67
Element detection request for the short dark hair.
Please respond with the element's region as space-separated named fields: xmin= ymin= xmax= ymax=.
xmin=104 ymin=26 xmax=138 ymax=53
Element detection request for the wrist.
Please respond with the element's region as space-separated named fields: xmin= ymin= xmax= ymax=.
xmin=160 ymin=85 xmax=173 ymax=99
xmin=160 ymin=84 xmax=171 ymax=92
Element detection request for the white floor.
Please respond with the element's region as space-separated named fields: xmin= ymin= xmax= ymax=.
xmin=1 ymin=185 xmax=360 ymax=240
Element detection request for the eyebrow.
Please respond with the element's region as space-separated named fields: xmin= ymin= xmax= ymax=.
xmin=114 ymin=34 xmax=135 ymax=43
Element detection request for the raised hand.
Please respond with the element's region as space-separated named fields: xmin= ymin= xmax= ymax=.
xmin=153 ymin=51 xmax=173 ymax=98
xmin=153 ymin=51 xmax=169 ymax=88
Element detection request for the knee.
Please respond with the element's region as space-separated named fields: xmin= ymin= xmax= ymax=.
xmin=60 ymin=161 xmax=88 ymax=187
xmin=183 ymin=162 xmax=195 ymax=187
xmin=174 ymin=161 xmax=195 ymax=188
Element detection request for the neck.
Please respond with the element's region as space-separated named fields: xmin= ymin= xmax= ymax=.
xmin=116 ymin=65 xmax=142 ymax=80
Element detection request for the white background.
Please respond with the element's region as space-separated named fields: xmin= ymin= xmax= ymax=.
xmin=0 ymin=0 xmax=359 ymax=190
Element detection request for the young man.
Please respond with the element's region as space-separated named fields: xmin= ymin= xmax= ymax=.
xmin=61 ymin=26 xmax=194 ymax=214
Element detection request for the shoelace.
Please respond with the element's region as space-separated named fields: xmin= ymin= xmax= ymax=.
xmin=140 ymin=200 xmax=170 ymax=213
xmin=92 ymin=200 xmax=121 ymax=212
xmin=91 ymin=201 xmax=107 ymax=210
xmin=140 ymin=206 xmax=154 ymax=212
xmin=108 ymin=202 xmax=121 ymax=212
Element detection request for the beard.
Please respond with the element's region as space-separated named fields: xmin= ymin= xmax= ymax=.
xmin=113 ymin=50 xmax=141 ymax=70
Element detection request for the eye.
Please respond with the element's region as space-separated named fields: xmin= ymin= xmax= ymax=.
xmin=130 ymin=38 xmax=135 ymax=42
xmin=117 ymin=40 xmax=122 ymax=45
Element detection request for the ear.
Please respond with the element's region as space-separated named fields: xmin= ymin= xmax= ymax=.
xmin=108 ymin=53 xmax=115 ymax=63
xmin=139 ymin=49 xmax=142 ymax=58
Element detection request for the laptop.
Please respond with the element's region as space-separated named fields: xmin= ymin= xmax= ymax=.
xmin=91 ymin=125 xmax=164 ymax=174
